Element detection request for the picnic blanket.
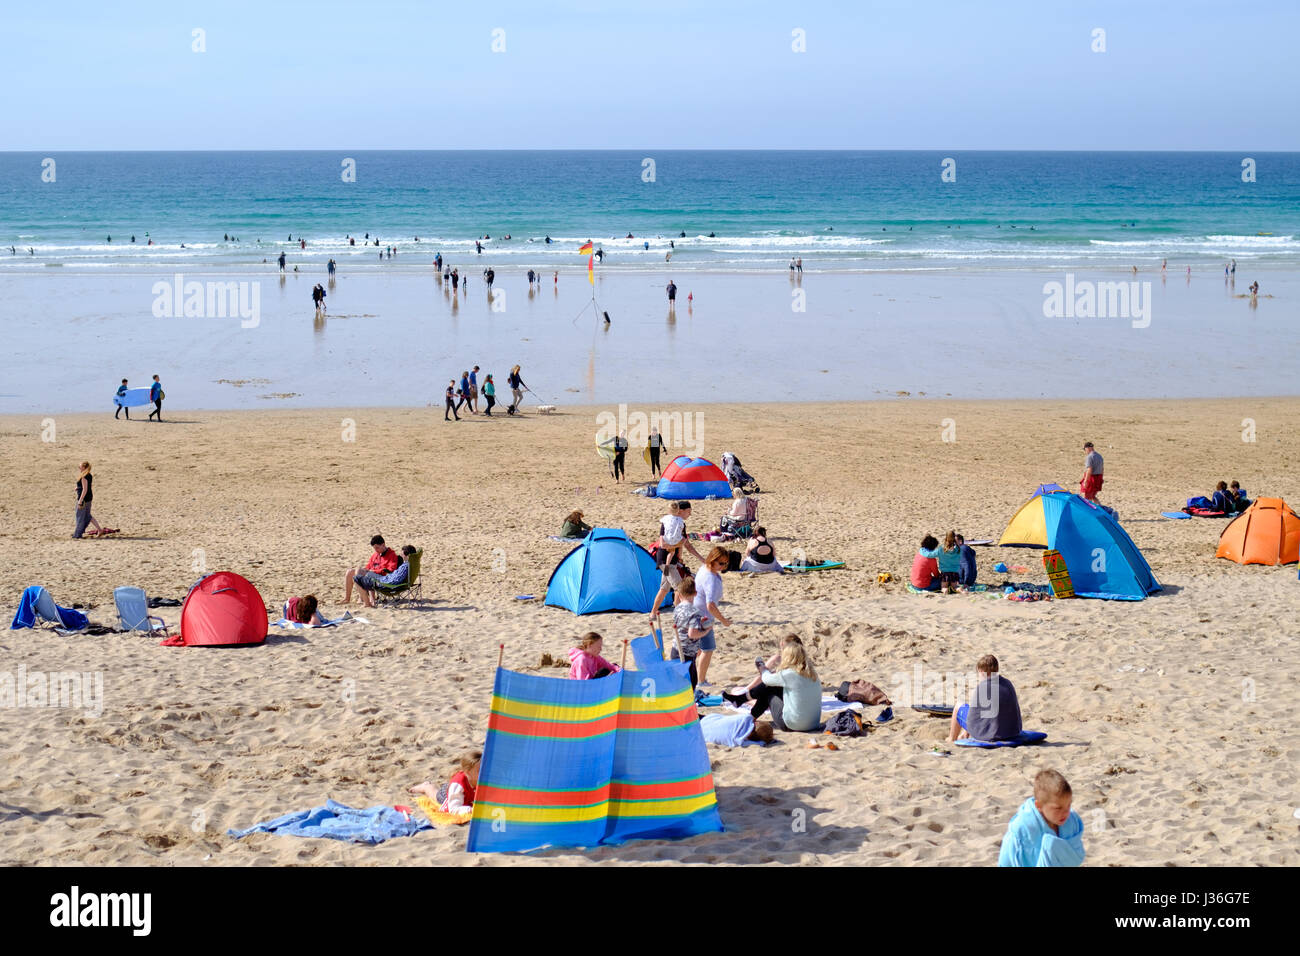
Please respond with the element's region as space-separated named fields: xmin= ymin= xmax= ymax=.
xmin=227 ymin=799 xmax=432 ymax=844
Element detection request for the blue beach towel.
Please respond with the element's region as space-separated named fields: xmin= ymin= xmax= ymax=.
xmin=227 ymin=799 xmax=432 ymax=844
xmin=10 ymin=586 xmax=89 ymax=632
xmin=955 ymin=730 xmax=1048 ymax=748
xmin=998 ymin=796 xmax=1086 ymax=867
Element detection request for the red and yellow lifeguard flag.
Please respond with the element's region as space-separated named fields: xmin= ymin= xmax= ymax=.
xmin=466 ymin=658 xmax=722 ymax=852
xmin=587 ymin=255 xmax=595 ymax=285
xmin=578 ymin=241 xmax=593 ymax=255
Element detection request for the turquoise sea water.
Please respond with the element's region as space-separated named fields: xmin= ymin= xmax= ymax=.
xmin=2 ymin=151 xmax=1298 ymax=271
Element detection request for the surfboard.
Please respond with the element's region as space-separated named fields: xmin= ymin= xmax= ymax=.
xmin=784 ymin=561 xmax=846 ymax=573
xmin=1042 ymin=549 xmax=1075 ymax=598
xmin=596 ymin=437 xmax=617 ymax=462
xmin=114 ymin=387 xmax=152 ymax=408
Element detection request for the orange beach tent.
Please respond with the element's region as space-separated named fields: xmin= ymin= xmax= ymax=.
xmin=1215 ymin=498 xmax=1300 ymax=565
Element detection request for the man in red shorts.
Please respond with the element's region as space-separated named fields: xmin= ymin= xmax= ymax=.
xmin=1080 ymin=442 xmax=1104 ymax=501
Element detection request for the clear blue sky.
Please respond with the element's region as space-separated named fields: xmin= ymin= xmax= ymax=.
xmin=4 ymin=0 xmax=1297 ymax=150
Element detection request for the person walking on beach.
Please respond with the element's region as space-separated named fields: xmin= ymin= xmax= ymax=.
xmin=444 ymin=380 xmax=460 ymax=421
xmin=468 ymin=366 xmax=480 ymax=413
xmin=451 ymin=269 xmax=459 ymax=292
xmin=507 ymin=365 xmax=526 ymax=415
xmin=457 ymin=371 xmax=473 ymax=415
xmin=1080 ymin=441 xmax=1104 ymax=501
xmin=327 ymin=258 xmax=336 ymax=279
xmin=148 ymin=375 xmax=164 ymax=422
xmin=485 ymin=268 xmax=495 ymax=292
xmin=278 ymin=252 xmax=286 ymax=273
xmin=482 ymin=374 xmax=497 ymax=415
xmin=311 ymin=283 xmax=326 ymax=314
xmin=73 ymin=461 xmax=104 ymax=539
xmin=666 ymin=279 xmax=677 ymax=310
xmin=647 ymin=425 xmax=665 ymax=477
xmin=612 ymin=430 xmax=628 ymax=482
xmin=115 ymin=378 xmax=130 ymax=420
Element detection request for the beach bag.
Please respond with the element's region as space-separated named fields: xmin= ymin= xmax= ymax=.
xmin=726 ymin=550 xmax=742 ymax=573
xmin=836 ymin=680 xmax=892 ymax=706
xmin=824 ymin=709 xmax=865 ymax=737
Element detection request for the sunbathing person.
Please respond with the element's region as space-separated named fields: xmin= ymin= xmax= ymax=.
xmin=740 ymin=526 xmax=783 ymax=573
xmin=283 ymin=594 xmax=325 ymax=626
xmin=948 ymin=654 xmax=1023 ymax=743
xmin=722 ymin=634 xmax=822 ymax=732
xmin=560 ymin=510 xmax=592 ymax=538
xmin=910 ymin=535 xmax=942 ymax=591
xmin=700 ymin=711 xmax=775 ymax=747
xmin=351 ymin=544 xmax=416 ymax=608
xmin=344 ymin=534 xmax=402 ymax=604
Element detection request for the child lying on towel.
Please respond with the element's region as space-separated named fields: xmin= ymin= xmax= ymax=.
xmin=700 ymin=712 xmax=774 ymax=747
xmin=998 ymin=769 xmax=1085 ymax=867
xmin=410 ymin=750 xmax=481 ymax=818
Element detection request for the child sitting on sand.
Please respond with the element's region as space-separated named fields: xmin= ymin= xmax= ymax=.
xmin=668 ymin=577 xmax=710 ymax=690
xmin=568 ymin=631 xmax=621 ymax=679
xmin=410 ymin=751 xmax=482 ymax=818
xmin=998 ymin=768 xmax=1086 ymax=867
xmin=938 ymin=530 xmax=962 ymax=593
xmin=283 ymin=594 xmax=325 ymax=626
xmin=1229 ymin=480 xmax=1250 ymax=511
xmin=910 ymin=535 xmax=941 ymax=591
xmin=561 ymin=510 xmax=592 ymax=539
xmin=949 ymin=654 xmax=1023 ymax=743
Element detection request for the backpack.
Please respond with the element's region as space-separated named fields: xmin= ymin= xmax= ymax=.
xmin=824 ymin=709 xmax=865 ymax=737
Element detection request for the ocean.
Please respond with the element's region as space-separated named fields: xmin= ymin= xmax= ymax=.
xmin=2 ymin=151 xmax=1298 ymax=272
xmin=0 ymin=151 xmax=1296 ymax=412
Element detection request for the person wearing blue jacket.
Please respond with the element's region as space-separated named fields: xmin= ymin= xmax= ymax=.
xmin=147 ymin=374 xmax=163 ymax=422
xmin=114 ymin=378 xmax=130 ymax=419
xmin=956 ymin=533 xmax=977 ymax=587
xmin=998 ymin=769 xmax=1085 ymax=867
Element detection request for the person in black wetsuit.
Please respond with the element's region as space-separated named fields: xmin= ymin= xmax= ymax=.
xmin=612 ymin=431 xmax=628 ymax=482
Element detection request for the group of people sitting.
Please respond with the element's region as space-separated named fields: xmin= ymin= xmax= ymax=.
xmin=1189 ymin=480 xmax=1250 ymax=514
xmin=911 ymin=531 xmax=977 ymax=593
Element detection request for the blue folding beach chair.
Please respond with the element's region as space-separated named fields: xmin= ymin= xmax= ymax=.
xmin=114 ymin=586 xmax=169 ymax=636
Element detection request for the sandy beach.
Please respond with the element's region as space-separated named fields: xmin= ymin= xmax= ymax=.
xmin=2 ymin=397 xmax=1297 ymax=866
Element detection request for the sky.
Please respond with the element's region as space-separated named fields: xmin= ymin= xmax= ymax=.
xmin=3 ymin=0 xmax=1297 ymax=150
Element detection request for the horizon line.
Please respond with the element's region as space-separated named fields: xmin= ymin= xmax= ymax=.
xmin=2 ymin=147 xmax=1296 ymax=154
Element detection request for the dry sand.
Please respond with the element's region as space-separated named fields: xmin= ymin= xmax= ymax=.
xmin=1 ymin=398 xmax=1297 ymax=865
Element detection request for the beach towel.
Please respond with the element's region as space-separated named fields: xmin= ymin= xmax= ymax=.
xmin=955 ymin=730 xmax=1047 ymax=748
xmin=270 ymin=611 xmax=363 ymax=629
xmin=1161 ymin=511 xmax=1192 ymax=519
xmin=227 ymin=799 xmax=432 ymax=844
xmin=10 ymin=586 xmax=89 ymax=633
xmin=998 ymin=796 xmax=1085 ymax=867
xmin=414 ymin=795 xmax=472 ymax=826
xmin=548 ymin=535 xmax=586 ymax=543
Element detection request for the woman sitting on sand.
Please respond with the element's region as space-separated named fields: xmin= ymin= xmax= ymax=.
xmin=561 ymin=510 xmax=592 ymax=539
xmin=740 ymin=527 xmax=782 ymax=573
xmin=722 ymin=635 xmax=822 ymax=732
xmin=282 ymin=594 xmax=326 ymax=626
xmin=910 ymin=535 xmax=942 ymax=591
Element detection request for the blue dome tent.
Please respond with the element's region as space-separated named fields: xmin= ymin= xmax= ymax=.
xmin=999 ymin=486 xmax=1161 ymax=601
xmin=545 ymin=528 xmax=672 ymax=615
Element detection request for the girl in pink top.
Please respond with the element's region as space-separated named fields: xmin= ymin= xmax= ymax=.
xmin=568 ymin=632 xmax=621 ymax=679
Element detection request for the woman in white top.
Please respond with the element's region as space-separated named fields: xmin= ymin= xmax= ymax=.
xmin=723 ymin=635 xmax=822 ymax=732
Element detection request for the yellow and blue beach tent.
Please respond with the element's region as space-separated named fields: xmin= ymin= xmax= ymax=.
xmin=999 ymin=485 xmax=1160 ymax=600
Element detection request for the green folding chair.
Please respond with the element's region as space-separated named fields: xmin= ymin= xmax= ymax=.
xmin=373 ymin=549 xmax=423 ymax=606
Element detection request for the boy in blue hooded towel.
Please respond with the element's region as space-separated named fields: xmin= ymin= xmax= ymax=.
xmin=998 ymin=768 xmax=1085 ymax=867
